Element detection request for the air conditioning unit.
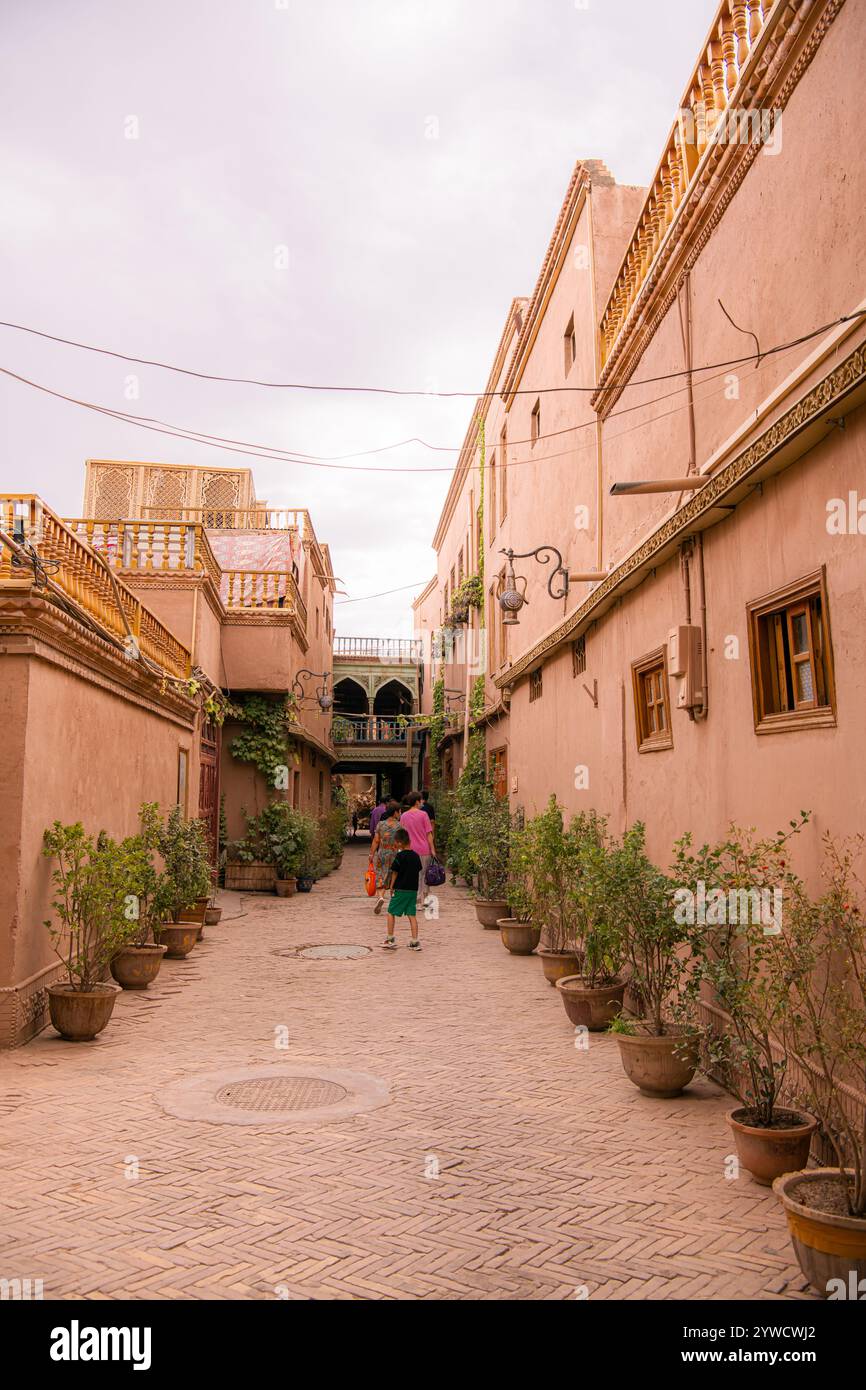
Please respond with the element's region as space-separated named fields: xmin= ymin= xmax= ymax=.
xmin=668 ymin=625 xmax=703 ymax=709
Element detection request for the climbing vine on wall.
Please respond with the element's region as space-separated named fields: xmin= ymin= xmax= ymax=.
xmin=229 ymin=695 xmax=300 ymax=788
xmin=429 ymin=677 xmax=446 ymax=788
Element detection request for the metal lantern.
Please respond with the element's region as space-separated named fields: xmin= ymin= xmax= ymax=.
xmin=498 ymin=554 xmax=529 ymax=625
xmin=292 ymin=669 xmax=333 ymax=711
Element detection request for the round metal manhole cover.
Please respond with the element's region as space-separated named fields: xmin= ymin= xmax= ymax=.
xmin=299 ymin=944 xmax=371 ymax=961
xmin=215 ymin=1076 xmax=348 ymax=1112
xmin=157 ymin=1065 xmax=390 ymax=1127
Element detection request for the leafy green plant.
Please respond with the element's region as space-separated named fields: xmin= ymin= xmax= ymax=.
xmin=230 ymin=695 xmax=298 ymax=789
xmin=447 ymin=574 xmax=483 ymax=627
xmin=675 ymin=815 xmax=809 ymax=1127
xmin=465 ymin=789 xmax=511 ymax=900
xmin=42 ymin=823 xmax=140 ymax=989
xmin=776 ymin=834 xmax=866 ymax=1217
xmin=605 ymin=821 xmax=697 ymax=1037
xmin=265 ymin=803 xmax=314 ymax=879
xmin=156 ymin=805 xmax=212 ymax=921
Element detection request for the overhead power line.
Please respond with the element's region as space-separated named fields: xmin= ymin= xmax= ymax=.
xmin=335 ymin=580 xmax=431 ymax=604
xmin=0 ymin=309 xmax=863 ymax=398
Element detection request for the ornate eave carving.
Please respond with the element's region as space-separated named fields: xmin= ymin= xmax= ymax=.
xmin=497 ymin=340 xmax=866 ymax=690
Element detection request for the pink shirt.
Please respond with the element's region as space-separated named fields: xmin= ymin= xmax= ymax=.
xmin=400 ymin=808 xmax=432 ymax=856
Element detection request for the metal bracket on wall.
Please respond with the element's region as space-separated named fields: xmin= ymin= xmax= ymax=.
xmin=582 ymin=679 xmax=598 ymax=708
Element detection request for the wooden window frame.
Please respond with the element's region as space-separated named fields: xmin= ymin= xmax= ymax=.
xmin=746 ymin=568 xmax=837 ymax=734
xmin=631 ymin=647 xmax=673 ymax=752
xmin=529 ymin=667 xmax=543 ymax=703
xmin=488 ymin=746 xmax=508 ymax=800
xmin=572 ymin=634 xmax=586 ymax=677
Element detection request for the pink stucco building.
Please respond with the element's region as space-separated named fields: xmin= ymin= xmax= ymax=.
xmin=415 ymin=0 xmax=865 ymax=883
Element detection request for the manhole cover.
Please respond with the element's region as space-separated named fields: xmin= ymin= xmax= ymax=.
xmin=157 ymin=1065 xmax=390 ymax=1127
xmin=299 ymin=944 xmax=371 ymax=960
xmin=216 ymin=1076 xmax=348 ymax=1111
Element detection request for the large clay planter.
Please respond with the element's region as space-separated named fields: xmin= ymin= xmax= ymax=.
xmin=275 ymin=877 xmax=297 ymax=897
xmin=497 ymin=918 xmax=541 ymax=955
xmin=615 ymin=1027 xmax=699 ymax=1097
xmin=727 ymin=1108 xmax=817 ymax=1186
xmin=204 ymin=906 xmax=222 ymax=925
xmin=110 ymin=943 xmax=167 ymax=990
xmin=475 ymin=899 xmax=510 ymax=929
xmin=157 ymin=922 xmax=198 ymax=959
xmin=47 ymin=983 xmax=117 ymax=1041
xmin=177 ymin=903 xmax=207 ymax=940
xmin=555 ymin=975 xmax=626 ymax=1030
xmin=538 ymin=949 xmax=583 ymax=987
xmin=774 ymin=1169 xmax=866 ymax=1297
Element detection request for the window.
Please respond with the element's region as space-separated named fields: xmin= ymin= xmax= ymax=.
xmin=529 ymin=667 xmax=543 ymax=703
xmin=747 ymin=569 xmax=836 ymax=732
xmin=564 ymin=314 xmax=576 ymax=374
xmin=632 ymin=648 xmax=673 ymax=752
xmin=457 ymin=547 xmax=464 ymax=585
xmin=176 ymin=748 xmax=189 ymax=810
xmin=496 ymin=566 xmax=507 ymax=667
xmin=572 ymin=634 xmax=586 ymax=677
xmin=488 ymin=452 xmax=497 ymax=541
xmin=450 ymin=564 xmax=456 ymax=594
xmin=499 ymin=426 xmax=508 ymax=521
xmin=488 ymin=746 xmax=508 ymax=799
xmin=531 ymin=399 xmax=541 ymax=445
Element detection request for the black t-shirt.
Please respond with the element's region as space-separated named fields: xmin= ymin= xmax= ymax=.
xmin=421 ymin=800 xmax=435 ymax=822
xmin=390 ymin=849 xmax=422 ymax=891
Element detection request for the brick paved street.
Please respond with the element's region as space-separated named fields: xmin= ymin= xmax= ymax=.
xmin=0 ymin=842 xmax=811 ymax=1301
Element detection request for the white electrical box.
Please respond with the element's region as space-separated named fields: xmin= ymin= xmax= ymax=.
xmin=668 ymin=625 xmax=703 ymax=709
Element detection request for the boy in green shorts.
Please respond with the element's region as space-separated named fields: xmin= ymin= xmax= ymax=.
xmin=381 ymin=827 xmax=422 ymax=951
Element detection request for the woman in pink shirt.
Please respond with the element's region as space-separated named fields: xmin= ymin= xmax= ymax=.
xmin=400 ymin=790 xmax=437 ymax=903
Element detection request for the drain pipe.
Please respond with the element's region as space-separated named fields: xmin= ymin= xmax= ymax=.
xmin=677 ymin=271 xmax=708 ymax=722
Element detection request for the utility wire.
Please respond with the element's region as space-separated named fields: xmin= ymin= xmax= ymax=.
xmin=335 ymin=580 xmax=432 ymax=604
xmin=0 ymin=308 xmax=863 ymax=397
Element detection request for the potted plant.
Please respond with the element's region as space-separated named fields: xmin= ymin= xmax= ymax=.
xmin=498 ymin=813 xmax=541 ymax=956
xmin=109 ymin=803 xmax=169 ymax=989
xmin=154 ymin=806 xmax=208 ymax=958
xmin=225 ymin=808 xmax=277 ymax=892
xmin=773 ymin=834 xmax=866 ymax=1296
xmin=677 ymin=817 xmax=816 ymax=1184
xmin=42 ymin=822 xmax=137 ymax=1039
xmin=466 ymin=787 xmax=511 ymax=928
xmin=605 ymin=823 xmax=700 ymax=1097
xmin=266 ymin=803 xmax=310 ymax=896
xmin=555 ymin=809 xmax=627 ymax=1026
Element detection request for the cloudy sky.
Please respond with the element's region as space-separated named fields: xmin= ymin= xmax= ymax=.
xmin=0 ymin=0 xmax=713 ymax=636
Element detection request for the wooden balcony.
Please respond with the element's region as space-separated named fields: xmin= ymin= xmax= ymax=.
xmin=599 ymin=0 xmax=774 ymax=371
xmin=224 ymin=568 xmax=307 ymax=625
xmin=63 ymin=517 xmax=222 ymax=591
xmin=333 ymin=636 xmax=423 ymax=662
xmin=1 ymin=496 xmax=191 ymax=679
xmin=331 ymin=715 xmax=412 ymax=745
xmin=141 ymin=504 xmax=307 ymax=533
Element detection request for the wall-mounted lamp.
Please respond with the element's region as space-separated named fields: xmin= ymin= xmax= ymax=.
xmin=292 ymin=669 xmax=333 ymax=712
xmin=609 ymin=478 xmax=705 ymax=496
xmin=497 ymin=547 xmax=606 ymax=626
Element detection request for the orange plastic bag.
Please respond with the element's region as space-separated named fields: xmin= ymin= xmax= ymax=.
xmin=364 ymin=863 xmax=377 ymax=897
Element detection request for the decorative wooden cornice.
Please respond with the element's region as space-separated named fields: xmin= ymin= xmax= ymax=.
xmin=0 ymin=593 xmax=198 ymax=726
xmin=496 ymin=338 xmax=866 ymax=689
xmin=593 ymin=0 xmax=847 ymax=416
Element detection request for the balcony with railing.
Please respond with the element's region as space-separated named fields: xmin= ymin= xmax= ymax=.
xmin=598 ymin=0 xmax=775 ymax=375
xmin=333 ymin=636 xmax=423 ymax=662
xmin=223 ymin=568 xmax=307 ymax=625
xmin=331 ymin=715 xmax=413 ymax=745
xmin=1 ymin=497 xmax=191 ymax=679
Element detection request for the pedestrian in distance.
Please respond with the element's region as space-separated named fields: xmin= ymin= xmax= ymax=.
xmin=381 ymin=827 xmax=423 ymax=951
xmin=400 ymin=789 xmax=437 ymax=910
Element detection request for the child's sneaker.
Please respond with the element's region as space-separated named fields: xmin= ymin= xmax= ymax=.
xmin=373 ymin=897 xmax=385 ymax=915
xmin=381 ymin=935 xmax=397 ymax=950
xmin=408 ymin=939 xmax=422 ymax=951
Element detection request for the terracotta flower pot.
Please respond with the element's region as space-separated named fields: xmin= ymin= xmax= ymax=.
xmin=156 ymin=922 xmax=198 ymax=959
xmin=275 ymin=877 xmax=297 ymax=897
xmin=726 ymin=1108 xmax=817 ymax=1186
xmin=538 ymin=949 xmax=583 ymax=987
xmin=497 ymin=918 xmax=541 ymax=955
xmin=178 ymin=902 xmax=207 ymax=924
xmin=615 ymin=1027 xmax=699 ymax=1097
xmin=555 ymin=975 xmax=626 ymax=1030
xmin=110 ymin=943 xmax=168 ymax=990
xmin=204 ymin=906 xmax=222 ymax=925
xmin=475 ymin=899 xmax=510 ymax=929
xmin=774 ymin=1168 xmax=866 ymax=1297
xmin=46 ymin=983 xmax=117 ymax=1041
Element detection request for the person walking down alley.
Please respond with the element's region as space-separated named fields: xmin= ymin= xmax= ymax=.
xmin=369 ymin=801 xmax=401 ymax=915
xmin=369 ymin=795 xmax=388 ymax=838
xmin=381 ymin=827 xmax=422 ymax=951
xmin=400 ymin=790 xmax=437 ymax=909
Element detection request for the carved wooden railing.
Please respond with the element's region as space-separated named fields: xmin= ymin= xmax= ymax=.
xmin=63 ymin=518 xmax=223 ymax=592
xmin=333 ymin=636 xmax=424 ymax=661
xmin=0 ymin=496 xmax=191 ymax=679
xmin=599 ymin=0 xmax=774 ymax=369
xmin=331 ymin=716 xmax=411 ymax=745
xmin=141 ymin=505 xmax=305 ymax=532
xmin=223 ymin=568 xmax=307 ymax=624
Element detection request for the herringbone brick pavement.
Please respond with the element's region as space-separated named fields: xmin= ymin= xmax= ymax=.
xmin=0 ymin=842 xmax=812 ymax=1300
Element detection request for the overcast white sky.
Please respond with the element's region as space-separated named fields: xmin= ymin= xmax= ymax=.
xmin=0 ymin=0 xmax=714 ymax=636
